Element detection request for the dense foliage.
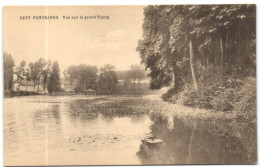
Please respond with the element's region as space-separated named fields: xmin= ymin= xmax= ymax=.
xmin=97 ymin=64 xmax=118 ymax=94
xmin=65 ymin=64 xmax=98 ymax=92
xmin=137 ymin=5 xmax=256 ymax=94
xmin=48 ymin=61 xmax=61 ymax=94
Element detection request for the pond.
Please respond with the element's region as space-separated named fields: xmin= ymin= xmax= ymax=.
xmin=4 ymin=96 xmax=255 ymax=165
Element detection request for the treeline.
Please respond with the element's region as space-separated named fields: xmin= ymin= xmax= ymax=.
xmin=64 ymin=64 xmax=149 ymax=94
xmin=137 ymin=5 xmax=256 ymax=114
xmin=137 ymin=5 xmax=256 ymax=96
xmin=4 ymin=54 xmax=61 ymax=94
xmin=4 ymin=53 xmax=149 ymax=95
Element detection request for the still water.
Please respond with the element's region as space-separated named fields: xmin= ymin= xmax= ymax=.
xmin=4 ymin=96 xmax=254 ymax=165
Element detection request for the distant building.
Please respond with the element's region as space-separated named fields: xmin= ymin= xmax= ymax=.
xmin=60 ymin=77 xmax=77 ymax=93
xmin=12 ymin=79 xmax=46 ymax=94
xmin=83 ymin=89 xmax=96 ymax=95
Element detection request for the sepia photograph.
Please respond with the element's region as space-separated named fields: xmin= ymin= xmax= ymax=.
xmin=3 ymin=5 xmax=256 ymax=166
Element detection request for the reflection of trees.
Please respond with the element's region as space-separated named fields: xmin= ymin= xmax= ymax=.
xmin=33 ymin=105 xmax=61 ymax=125
xmin=137 ymin=113 xmax=248 ymax=165
xmin=50 ymin=105 xmax=60 ymax=122
xmin=189 ymin=119 xmax=248 ymax=164
xmin=32 ymin=104 xmax=62 ymax=147
xmin=137 ymin=114 xmax=191 ymax=164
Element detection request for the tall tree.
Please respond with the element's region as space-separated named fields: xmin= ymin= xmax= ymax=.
xmin=29 ymin=58 xmax=46 ymax=91
xmin=35 ymin=58 xmax=46 ymax=90
xmin=189 ymin=41 xmax=198 ymax=90
xmin=48 ymin=61 xmax=61 ymax=94
xmin=137 ymin=6 xmax=181 ymax=92
xmin=15 ymin=60 xmax=26 ymax=81
xmin=24 ymin=67 xmax=31 ymax=92
xmin=42 ymin=60 xmax=52 ymax=94
xmin=97 ymin=64 xmax=118 ymax=94
xmin=4 ymin=53 xmax=15 ymax=90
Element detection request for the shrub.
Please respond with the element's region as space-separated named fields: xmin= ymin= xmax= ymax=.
xmin=166 ymin=75 xmax=255 ymax=113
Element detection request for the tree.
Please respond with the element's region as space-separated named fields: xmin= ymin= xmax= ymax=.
xmin=137 ymin=5 xmax=256 ymax=97
xmin=4 ymin=53 xmax=15 ymax=90
xmin=34 ymin=58 xmax=46 ymax=90
xmin=28 ymin=62 xmax=37 ymax=91
xmin=66 ymin=65 xmax=78 ymax=85
xmin=48 ymin=61 xmax=61 ymax=94
xmin=24 ymin=67 xmax=31 ymax=92
xmin=97 ymin=64 xmax=118 ymax=94
xmin=137 ymin=6 xmax=181 ymax=92
xmin=15 ymin=60 xmax=26 ymax=81
xmin=66 ymin=64 xmax=98 ymax=92
xmin=29 ymin=58 xmax=47 ymax=91
xmin=42 ymin=60 xmax=52 ymax=94
xmin=189 ymin=41 xmax=198 ymax=91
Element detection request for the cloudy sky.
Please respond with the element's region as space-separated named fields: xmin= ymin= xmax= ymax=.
xmin=4 ymin=6 xmax=145 ymax=72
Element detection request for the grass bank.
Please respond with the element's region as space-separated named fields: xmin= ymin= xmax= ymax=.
xmin=163 ymin=76 xmax=256 ymax=116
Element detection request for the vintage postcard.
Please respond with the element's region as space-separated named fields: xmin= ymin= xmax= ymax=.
xmin=3 ymin=5 xmax=256 ymax=166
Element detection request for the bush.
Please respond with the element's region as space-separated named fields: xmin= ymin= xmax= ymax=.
xmin=8 ymin=90 xmax=41 ymax=96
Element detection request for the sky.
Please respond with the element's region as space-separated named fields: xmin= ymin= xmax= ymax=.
xmin=4 ymin=6 xmax=145 ymax=72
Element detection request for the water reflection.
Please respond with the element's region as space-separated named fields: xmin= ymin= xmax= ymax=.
xmin=137 ymin=113 xmax=249 ymax=165
xmin=4 ymin=97 xmax=151 ymax=166
xmin=67 ymin=100 xmax=99 ymax=121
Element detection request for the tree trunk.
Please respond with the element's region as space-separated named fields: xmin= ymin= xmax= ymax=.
xmin=225 ymin=31 xmax=229 ymax=61
xmin=240 ymin=30 xmax=247 ymax=71
xmin=189 ymin=40 xmax=198 ymax=91
xmin=214 ymin=42 xmax=217 ymax=72
xmin=219 ymin=38 xmax=224 ymax=70
xmin=172 ymin=63 xmax=180 ymax=91
xmin=225 ymin=32 xmax=229 ymax=69
xmin=38 ymin=80 xmax=40 ymax=92
xmin=44 ymin=80 xmax=46 ymax=94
